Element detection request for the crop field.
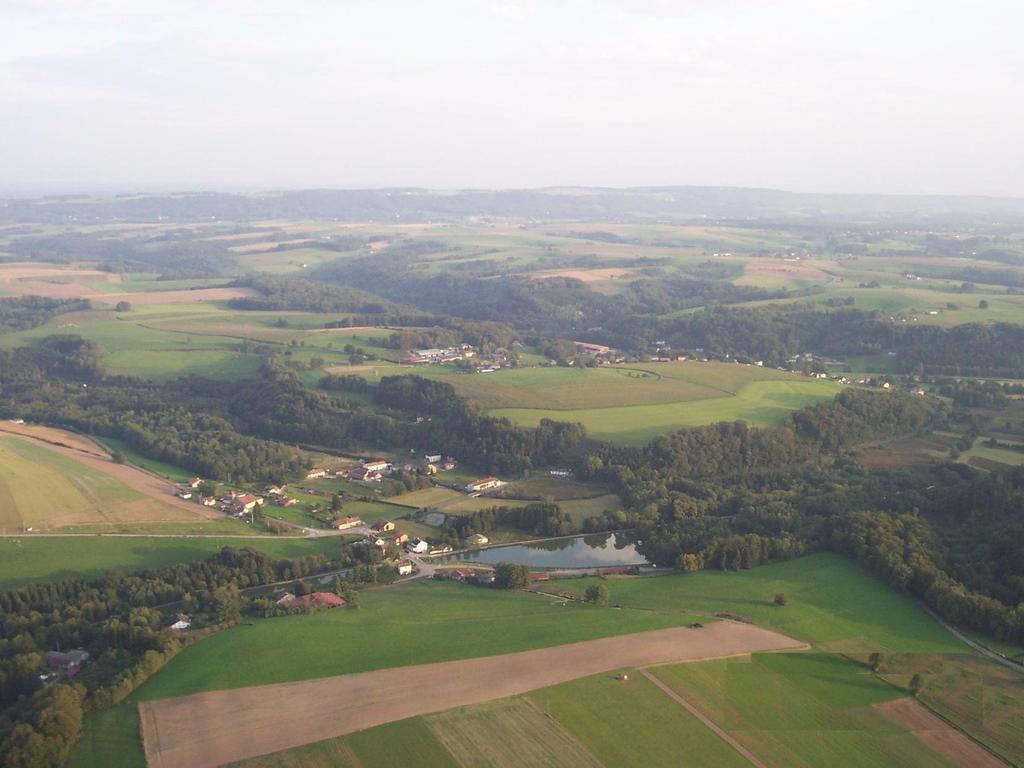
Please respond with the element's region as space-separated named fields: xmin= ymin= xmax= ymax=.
xmin=0 ymin=434 xmax=223 ymax=532
xmin=0 ymin=536 xmax=341 ymax=590
xmin=492 ymin=378 xmax=842 ymax=445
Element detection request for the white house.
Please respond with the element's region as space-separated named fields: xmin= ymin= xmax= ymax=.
xmin=362 ymin=459 xmax=391 ymax=473
xmin=465 ymin=477 xmax=506 ymax=493
xmin=396 ymin=561 xmax=414 ymax=576
xmin=167 ymin=614 xmax=191 ymax=631
xmin=424 ymin=453 xmax=442 ymax=464
xmin=406 ymin=538 xmax=430 ymax=554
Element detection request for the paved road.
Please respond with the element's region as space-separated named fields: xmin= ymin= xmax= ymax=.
xmin=921 ymin=603 xmax=1024 ymax=674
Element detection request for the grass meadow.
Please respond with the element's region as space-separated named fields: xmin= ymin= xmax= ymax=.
xmin=0 ymin=536 xmax=343 ymax=590
xmin=492 ymin=378 xmax=842 ymax=445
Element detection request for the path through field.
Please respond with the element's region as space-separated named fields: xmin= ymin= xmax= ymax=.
xmin=140 ymin=622 xmax=806 ymax=768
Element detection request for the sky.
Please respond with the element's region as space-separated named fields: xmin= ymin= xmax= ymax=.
xmin=1 ymin=0 xmax=1022 ymax=196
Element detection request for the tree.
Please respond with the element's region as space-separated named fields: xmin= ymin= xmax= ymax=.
xmin=868 ymin=652 xmax=883 ymax=672
xmin=111 ymin=451 xmax=126 ymax=465
xmin=585 ymin=584 xmax=610 ymax=606
xmin=331 ymin=493 xmax=342 ymax=513
xmin=493 ymin=562 xmax=530 ymax=590
xmin=979 ymin=299 xmax=989 ymax=309
xmin=773 ymin=592 xmax=788 ymax=606
xmin=677 ymin=553 xmax=704 ymax=573
xmin=115 ymin=301 xmax=133 ymax=312
xmin=909 ymin=673 xmax=923 ymax=696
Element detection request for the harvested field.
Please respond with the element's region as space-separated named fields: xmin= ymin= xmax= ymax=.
xmin=140 ymin=622 xmax=805 ymax=768
xmin=874 ymin=698 xmax=1007 ymax=768
xmin=0 ymin=423 xmax=220 ymax=529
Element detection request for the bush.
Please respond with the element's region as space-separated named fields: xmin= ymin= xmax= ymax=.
xmin=773 ymin=592 xmax=788 ymax=606
xmin=585 ymin=584 xmax=610 ymax=606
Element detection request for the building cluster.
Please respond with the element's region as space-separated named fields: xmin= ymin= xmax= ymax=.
xmin=402 ymin=345 xmax=475 ymax=365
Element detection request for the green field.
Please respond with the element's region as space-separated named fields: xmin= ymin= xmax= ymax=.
xmin=650 ymin=655 xmax=955 ymax=768
xmin=133 ymin=553 xmax=958 ymax=703
xmin=529 ymin=672 xmax=749 ymax=768
xmin=68 ymin=705 xmax=145 ymax=768
xmin=551 ymin=554 xmax=959 ymax=653
xmin=133 ymin=579 xmax=688 ymax=701
xmin=97 ymin=437 xmax=193 ymax=483
xmin=493 ymin=379 xmax=843 ymax=445
xmin=0 ymin=536 xmax=343 ymax=589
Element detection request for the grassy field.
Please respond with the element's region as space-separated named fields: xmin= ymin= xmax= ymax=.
xmin=68 ymin=704 xmax=145 ymax=768
xmin=550 ymin=554 xmax=960 ymax=654
xmin=228 ymin=716 xmax=459 ymax=768
xmin=650 ymin=655 xmax=956 ymax=768
xmin=0 ymin=536 xmax=343 ymax=589
xmin=493 ymin=378 xmax=842 ymax=445
xmin=97 ymin=437 xmax=193 ymax=483
xmin=529 ymin=671 xmax=749 ymax=768
xmin=133 ymin=579 xmax=689 ymax=701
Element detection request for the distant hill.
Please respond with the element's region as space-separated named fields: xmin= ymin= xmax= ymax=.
xmin=3 ymin=186 xmax=1024 ymax=225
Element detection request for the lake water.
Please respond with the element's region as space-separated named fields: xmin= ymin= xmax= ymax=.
xmin=444 ymin=532 xmax=650 ymax=569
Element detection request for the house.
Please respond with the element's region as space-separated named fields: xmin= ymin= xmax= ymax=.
xmin=391 ymin=532 xmax=410 ymax=546
xmin=530 ymin=572 xmax=551 ymax=582
xmin=548 ymin=469 xmax=573 ymax=478
xmin=292 ymin=592 xmax=346 ymax=609
xmin=406 ymin=538 xmax=430 ymax=554
xmin=333 ymin=516 xmax=364 ymax=530
xmin=466 ymin=533 xmax=489 ymax=546
xmin=362 ymin=459 xmax=391 ymax=473
xmin=187 ymin=477 xmax=203 ymax=489
xmin=465 ymin=477 xmax=506 ymax=494
xmin=177 ymin=492 xmax=192 ymax=500
xmin=44 ymin=649 xmax=89 ymax=678
xmin=424 ymin=453 xmax=442 ymax=464
xmin=348 ymin=466 xmax=382 ymax=483
xmin=574 ymin=341 xmax=611 ymax=354
xmin=367 ymin=535 xmax=388 ymax=548
xmin=372 ymin=520 xmax=396 ymax=532
xmin=396 ymin=561 xmax=414 ymax=576
xmin=167 ymin=613 xmax=191 ymax=631
xmin=305 ymin=468 xmax=327 ymax=480
xmin=228 ymin=494 xmax=260 ymax=516
xmin=442 ymin=458 xmax=457 ymax=471
xmin=201 ymin=496 xmax=217 ymax=506
xmin=275 ymin=592 xmax=297 ymax=605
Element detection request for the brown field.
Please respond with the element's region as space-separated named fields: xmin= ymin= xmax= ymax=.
xmin=140 ymin=622 xmax=805 ymax=768
xmin=0 ymin=263 xmax=254 ymax=304
xmin=0 ymin=423 xmax=221 ymax=526
xmin=874 ymin=698 xmax=1007 ymax=768
xmin=740 ymin=258 xmax=836 ymax=286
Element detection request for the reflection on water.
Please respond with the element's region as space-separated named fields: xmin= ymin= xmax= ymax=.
xmin=442 ymin=532 xmax=650 ymax=568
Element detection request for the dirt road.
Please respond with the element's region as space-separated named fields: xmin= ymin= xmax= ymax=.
xmin=140 ymin=622 xmax=806 ymax=768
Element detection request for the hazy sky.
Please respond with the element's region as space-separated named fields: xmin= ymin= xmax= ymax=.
xmin=2 ymin=0 xmax=1022 ymax=196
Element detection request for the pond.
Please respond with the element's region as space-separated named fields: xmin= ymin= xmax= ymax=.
xmin=443 ymin=532 xmax=650 ymax=569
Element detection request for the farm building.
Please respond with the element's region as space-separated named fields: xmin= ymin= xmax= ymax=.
xmin=305 ymin=468 xmax=328 ymax=479
xmin=424 ymin=453 xmax=442 ymax=464
xmin=465 ymin=477 xmax=506 ymax=493
xmin=362 ymin=459 xmax=391 ymax=473
xmin=406 ymin=538 xmax=429 ymax=554
xmin=466 ymin=533 xmax=489 ymax=546
xmin=275 ymin=592 xmax=296 ymax=605
xmin=372 ymin=520 xmax=396 ymax=532
xmin=333 ymin=516 xmax=364 ymax=530
xmin=348 ymin=466 xmax=382 ymax=482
